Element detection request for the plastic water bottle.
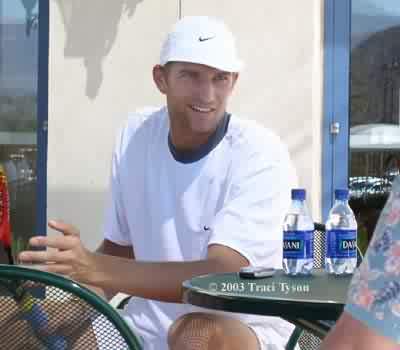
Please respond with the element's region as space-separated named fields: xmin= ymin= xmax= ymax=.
xmin=283 ymin=189 xmax=314 ymax=275
xmin=325 ymin=189 xmax=358 ymax=275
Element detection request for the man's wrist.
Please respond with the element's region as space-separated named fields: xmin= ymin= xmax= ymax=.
xmin=89 ymin=252 xmax=124 ymax=295
xmin=88 ymin=252 xmax=109 ymax=288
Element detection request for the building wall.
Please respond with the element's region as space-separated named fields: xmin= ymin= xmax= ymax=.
xmin=48 ymin=0 xmax=324 ymax=249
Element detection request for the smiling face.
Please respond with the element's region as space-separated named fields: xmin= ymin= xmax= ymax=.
xmin=153 ymin=62 xmax=239 ymax=151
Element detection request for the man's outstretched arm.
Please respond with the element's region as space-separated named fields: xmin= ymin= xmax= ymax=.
xmin=19 ymin=220 xmax=248 ymax=303
xmin=93 ymin=242 xmax=247 ymax=303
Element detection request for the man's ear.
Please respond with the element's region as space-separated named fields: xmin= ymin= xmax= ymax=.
xmin=153 ymin=65 xmax=168 ymax=94
xmin=231 ymin=73 xmax=239 ymax=89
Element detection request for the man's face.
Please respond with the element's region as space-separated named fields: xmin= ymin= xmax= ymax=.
xmin=154 ymin=62 xmax=238 ymax=146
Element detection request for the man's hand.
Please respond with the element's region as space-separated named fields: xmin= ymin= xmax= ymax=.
xmin=18 ymin=220 xmax=98 ymax=285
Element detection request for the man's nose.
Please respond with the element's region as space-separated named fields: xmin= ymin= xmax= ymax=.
xmin=197 ymin=79 xmax=215 ymax=103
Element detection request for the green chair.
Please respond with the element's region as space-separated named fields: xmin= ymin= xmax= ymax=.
xmin=0 ymin=264 xmax=142 ymax=349
xmin=285 ymin=223 xmax=363 ymax=350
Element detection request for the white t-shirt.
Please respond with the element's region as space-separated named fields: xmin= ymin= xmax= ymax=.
xmin=103 ymin=107 xmax=298 ymax=349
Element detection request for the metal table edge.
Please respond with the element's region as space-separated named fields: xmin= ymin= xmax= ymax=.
xmin=182 ymin=281 xmax=345 ymax=320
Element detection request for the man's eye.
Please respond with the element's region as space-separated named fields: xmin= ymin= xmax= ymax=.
xmin=180 ymin=71 xmax=197 ymax=78
xmin=215 ymin=75 xmax=229 ymax=81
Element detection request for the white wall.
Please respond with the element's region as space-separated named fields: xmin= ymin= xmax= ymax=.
xmin=48 ymin=0 xmax=324 ymax=249
xmin=48 ymin=0 xmax=179 ymax=249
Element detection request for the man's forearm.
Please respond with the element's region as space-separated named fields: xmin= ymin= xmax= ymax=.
xmin=94 ymin=240 xmax=134 ymax=300
xmin=89 ymin=253 xmax=237 ymax=303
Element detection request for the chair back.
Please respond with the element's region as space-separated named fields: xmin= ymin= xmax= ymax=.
xmin=313 ymin=222 xmax=363 ymax=269
xmin=313 ymin=223 xmax=326 ymax=269
xmin=0 ymin=264 xmax=142 ymax=349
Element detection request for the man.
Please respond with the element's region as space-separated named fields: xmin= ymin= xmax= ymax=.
xmin=321 ymin=176 xmax=400 ymax=350
xmin=20 ymin=16 xmax=297 ymax=349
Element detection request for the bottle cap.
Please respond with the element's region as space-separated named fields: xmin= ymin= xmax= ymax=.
xmin=291 ymin=189 xmax=306 ymax=200
xmin=335 ymin=189 xmax=349 ymax=200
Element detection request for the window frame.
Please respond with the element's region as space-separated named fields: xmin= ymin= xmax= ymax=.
xmin=36 ymin=0 xmax=49 ymax=234
xmin=322 ymin=0 xmax=351 ymax=219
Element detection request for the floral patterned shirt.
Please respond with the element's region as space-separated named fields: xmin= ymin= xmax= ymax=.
xmin=345 ymin=176 xmax=400 ymax=344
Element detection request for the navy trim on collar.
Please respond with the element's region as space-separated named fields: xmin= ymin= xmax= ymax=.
xmin=168 ymin=113 xmax=231 ymax=164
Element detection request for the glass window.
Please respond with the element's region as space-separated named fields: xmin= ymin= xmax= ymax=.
xmin=350 ymin=0 xmax=400 ymax=252
xmin=0 ymin=0 xmax=39 ymax=263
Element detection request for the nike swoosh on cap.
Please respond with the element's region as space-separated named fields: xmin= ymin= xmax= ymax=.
xmin=198 ymin=36 xmax=215 ymax=42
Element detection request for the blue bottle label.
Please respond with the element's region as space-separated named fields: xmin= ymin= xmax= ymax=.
xmin=326 ymin=229 xmax=357 ymax=258
xmin=283 ymin=230 xmax=314 ymax=259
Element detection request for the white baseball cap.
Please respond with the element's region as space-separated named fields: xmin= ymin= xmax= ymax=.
xmin=160 ymin=16 xmax=244 ymax=73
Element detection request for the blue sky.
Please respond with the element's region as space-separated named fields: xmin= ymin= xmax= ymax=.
xmin=352 ymin=0 xmax=400 ymax=41
xmin=353 ymin=0 xmax=400 ymax=17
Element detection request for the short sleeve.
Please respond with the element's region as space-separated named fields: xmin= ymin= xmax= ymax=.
xmin=345 ymin=176 xmax=400 ymax=344
xmin=102 ymin=126 xmax=131 ymax=245
xmin=207 ymin=133 xmax=297 ymax=268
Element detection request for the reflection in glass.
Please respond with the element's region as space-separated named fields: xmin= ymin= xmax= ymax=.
xmin=350 ymin=0 xmax=400 ymax=252
xmin=0 ymin=1 xmax=39 ymax=263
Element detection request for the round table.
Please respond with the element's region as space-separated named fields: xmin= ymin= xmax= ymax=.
xmin=183 ymin=269 xmax=353 ymax=338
